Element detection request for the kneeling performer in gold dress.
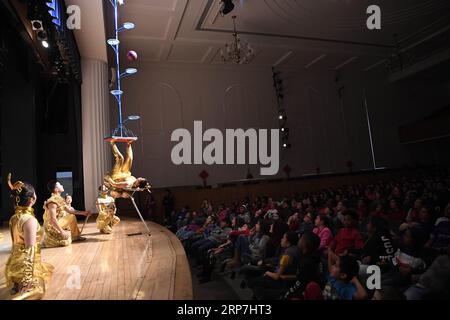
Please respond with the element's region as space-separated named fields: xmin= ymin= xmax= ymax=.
xmin=43 ymin=180 xmax=90 ymax=247
xmin=96 ymin=185 xmax=120 ymax=234
xmin=5 ymin=174 xmax=53 ymax=300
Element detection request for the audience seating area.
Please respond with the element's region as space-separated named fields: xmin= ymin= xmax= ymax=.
xmin=165 ymin=167 xmax=450 ymax=300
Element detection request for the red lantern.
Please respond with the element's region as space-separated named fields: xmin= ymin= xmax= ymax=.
xmin=346 ymin=160 xmax=354 ymax=173
xmin=283 ymin=165 xmax=292 ymax=179
xmin=199 ymin=170 xmax=209 ymax=188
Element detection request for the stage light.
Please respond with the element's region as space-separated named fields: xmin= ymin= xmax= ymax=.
xmin=118 ymin=0 xmax=124 ymax=5
xmin=281 ymin=127 xmax=289 ymax=133
xmin=37 ymin=30 xmax=48 ymax=40
xmin=41 ymin=40 xmax=49 ymax=48
xmin=220 ymin=0 xmax=235 ymax=16
xmin=31 ymin=20 xmax=43 ymax=31
xmin=283 ymin=143 xmax=291 ymax=149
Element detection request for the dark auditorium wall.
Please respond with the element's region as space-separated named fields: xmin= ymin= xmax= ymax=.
xmin=115 ymin=62 xmax=449 ymax=188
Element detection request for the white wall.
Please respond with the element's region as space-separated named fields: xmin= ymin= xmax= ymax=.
xmin=110 ymin=63 xmax=449 ymax=188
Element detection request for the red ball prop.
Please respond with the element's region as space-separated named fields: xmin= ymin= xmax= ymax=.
xmin=127 ymin=50 xmax=138 ymax=61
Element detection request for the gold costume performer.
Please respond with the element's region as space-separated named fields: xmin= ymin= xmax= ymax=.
xmin=96 ymin=185 xmax=120 ymax=234
xmin=43 ymin=194 xmax=81 ymax=247
xmin=5 ymin=174 xmax=53 ymax=300
xmin=104 ymin=141 xmax=149 ymax=198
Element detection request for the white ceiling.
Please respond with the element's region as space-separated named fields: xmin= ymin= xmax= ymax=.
xmin=111 ymin=0 xmax=450 ymax=71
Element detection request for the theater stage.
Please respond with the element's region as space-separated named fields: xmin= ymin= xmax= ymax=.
xmin=0 ymin=219 xmax=192 ymax=300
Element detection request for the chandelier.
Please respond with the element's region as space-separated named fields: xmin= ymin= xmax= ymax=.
xmin=220 ymin=16 xmax=255 ymax=64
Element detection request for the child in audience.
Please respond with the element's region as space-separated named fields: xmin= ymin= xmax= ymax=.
xmin=361 ymin=216 xmax=395 ymax=270
xmin=323 ymin=248 xmax=367 ymax=300
xmin=381 ymin=226 xmax=429 ymax=288
xmin=282 ymin=232 xmax=323 ymax=300
xmin=426 ymin=203 xmax=450 ymax=252
xmin=330 ymin=210 xmax=364 ymax=256
xmin=297 ymin=212 xmax=314 ymax=237
xmin=313 ymin=214 xmax=333 ymax=253
xmin=249 ymin=232 xmax=301 ymax=299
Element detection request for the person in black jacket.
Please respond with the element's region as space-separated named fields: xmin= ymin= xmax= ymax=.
xmin=282 ymin=232 xmax=322 ymax=300
xmin=361 ymin=216 xmax=396 ymax=273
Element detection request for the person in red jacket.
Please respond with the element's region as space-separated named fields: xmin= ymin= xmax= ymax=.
xmin=330 ymin=210 xmax=364 ymax=256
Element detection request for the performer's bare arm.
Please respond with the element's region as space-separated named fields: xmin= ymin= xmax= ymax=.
xmin=23 ymin=218 xmax=37 ymax=248
xmin=66 ymin=206 xmax=91 ymax=217
xmin=48 ymin=203 xmax=70 ymax=239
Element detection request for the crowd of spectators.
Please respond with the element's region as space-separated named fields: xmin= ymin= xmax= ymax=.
xmin=170 ymin=170 xmax=450 ymax=300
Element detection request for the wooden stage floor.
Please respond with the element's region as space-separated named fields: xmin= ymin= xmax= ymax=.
xmin=0 ymin=219 xmax=192 ymax=300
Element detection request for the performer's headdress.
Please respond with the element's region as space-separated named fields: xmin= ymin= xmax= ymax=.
xmin=8 ymin=173 xmax=25 ymax=206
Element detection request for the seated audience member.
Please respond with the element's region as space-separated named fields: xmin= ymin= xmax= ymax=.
xmin=228 ymin=220 xmax=271 ymax=268
xmin=186 ymin=215 xmax=218 ymax=251
xmin=330 ymin=210 xmax=364 ymax=256
xmin=176 ymin=220 xmax=201 ymax=242
xmin=381 ymin=226 xmax=429 ymax=288
xmin=369 ymin=202 xmax=388 ymax=220
xmin=264 ymin=208 xmax=279 ymax=221
xmin=313 ymin=214 xmax=333 ymax=253
xmin=400 ymin=206 xmax=434 ymax=236
xmin=356 ymin=198 xmax=368 ymax=220
xmin=237 ymin=204 xmax=252 ymax=225
xmin=282 ymin=232 xmax=323 ymax=300
xmin=249 ymin=232 xmax=301 ymax=299
xmin=279 ymin=200 xmax=292 ymax=221
xmin=265 ymin=220 xmax=288 ymax=259
xmin=238 ymin=220 xmax=288 ymax=282
xmin=228 ymin=216 xmax=250 ymax=239
xmin=191 ymin=218 xmax=232 ymax=267
xmin=297 ymin=212 xmax=314 ymax=237
xmin=406 ymin=198 xmax=424 ymax=223
xmin=404 ymin=245 xmax=450 ymax=300
xmin=174 ymin=207 xmax=190 ymax=230
xmin=287 ymin=212 xmax=300 ymax=231
xmin=388 ymin=198 xmax=406 ymax=229
xmin=332 ymin=201 xmax=347 ymax=233
xmin=426 ymin=203 xmax=450 ymax=252
xmin=324 ymin=249 xmax=368 ymax=300
xmin=217 ymin=204 xmax=228 ymax=222
xmin=360 ymin=216 xmax=396 ymax=272
xmin=372 ymin=286 xmax=406 ymax=300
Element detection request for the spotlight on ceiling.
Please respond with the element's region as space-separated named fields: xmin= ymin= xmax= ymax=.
xmin=37 ymin=30 xmax=49 ymax=48
xmin=220 ymin=0 xmax=235 ymax=16
xmin=31 ymin=20 xmax=43 ymax=31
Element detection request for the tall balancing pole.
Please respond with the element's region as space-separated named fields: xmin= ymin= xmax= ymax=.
xmin=104 ymin=0 xmax=151 ymax=235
